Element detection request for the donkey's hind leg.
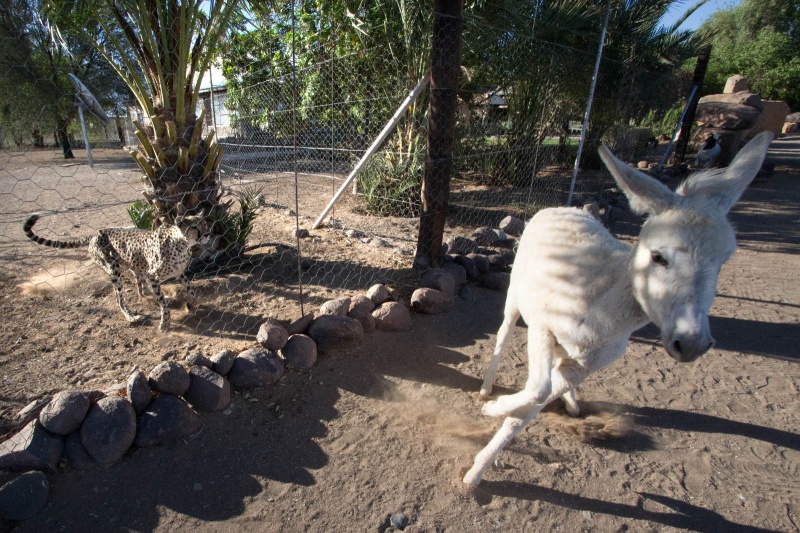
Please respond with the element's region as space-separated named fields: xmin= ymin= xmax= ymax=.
xmin=480 ymin=295 xmax=520 ymax=397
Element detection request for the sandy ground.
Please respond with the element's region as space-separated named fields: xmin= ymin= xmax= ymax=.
xmin=0 ymin=135 xmax=799 ymax=532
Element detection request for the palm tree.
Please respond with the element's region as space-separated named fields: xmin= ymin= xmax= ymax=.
xmin=44 ymin=0 xmax=247 ymax=232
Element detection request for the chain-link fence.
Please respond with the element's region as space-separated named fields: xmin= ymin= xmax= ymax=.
xmin=0 ymin=0 xmax=695 ymax=421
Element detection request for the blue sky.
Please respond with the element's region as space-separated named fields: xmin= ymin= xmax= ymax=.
xmin=660 ymin=0 xmax=741 ymax=30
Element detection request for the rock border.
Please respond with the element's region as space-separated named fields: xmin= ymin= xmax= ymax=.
xmin=0 ymin=221 xmax=520 ymax=521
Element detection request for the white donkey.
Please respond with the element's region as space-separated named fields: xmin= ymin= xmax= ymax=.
xmin=463 ymin=132 xmax=773 ymax=486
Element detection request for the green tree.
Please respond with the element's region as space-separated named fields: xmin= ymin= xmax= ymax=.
xmin=0 ymin=0 xmax=127 ymax=152
xmin=44 ymin=0 xmax=250 ymax=235
xmin=701 ymin=0 xmax=800 ymax=109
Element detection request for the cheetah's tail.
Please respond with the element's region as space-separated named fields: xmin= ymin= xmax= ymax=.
xmin=23 ymin=214 xmax=90 ymax=249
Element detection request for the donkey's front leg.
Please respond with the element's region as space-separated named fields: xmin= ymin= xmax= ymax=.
xmin=465 ymin=363 xmax=586 ymax=486
xmin=482 ymin=327 xmax=554 ymax=418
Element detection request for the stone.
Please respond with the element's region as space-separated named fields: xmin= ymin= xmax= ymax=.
xmin=0 ymin=420 xmax=63 ymax=473
xmin=39 ymin=391 xmax=89 ymax=436
xmin=698 ymin=91 xmax=763 ymax=112
xmin=369 ymin=237 xmax=391 ymax=248
xmin=184 ymin=366 xmax=231 ymax=413
xmin=127 ymin=370 xmax=152 ymax=414
xmin=723 ymin=74 xmax=749 ymax=94
xmin=424 ymin=270 xmax=458 ymax=298
xmin=411 ymin=288 xmax=454 ymax=315
xmin=493 ymin=229 xmax=508 ymax=240
xmin=149 ymin=361 xmax=191 ymax=397
xmin=134 ymin=395 xmax=201 ymax=447
xmin=637 ymin=160 xmax=649 ymax=170
xmin=783 ymin=122 xmax=798 ymax=134
xmin=0 ymin=471 xmax=49 ymax=521
xmin=487 ymin=253 xmax=507 ymax=270
xmin=280 ymin=335 xmax=318 ymax=370
xmin=441 ymin=262 xmax=467 ymax=286
xmin=498 ymin=215 xmax=525 ymax=236
xmin=228 ymin=348 xmax=285 ymax=389
xmin=308 ymin=315 xmax=364 ymax=352
xmin=372 ymin=302 xmax=412 ymax=332
xmin=256 ymin=318 xmax=290 ymax=351
xmin=444 ymin=236 xmax=477 ymax=255
xmin=292 ymin=228 xmax=310 ymax=238
xmin=454 ymin=255 xmax=481 ymax=282
xmin=81 ymin=397 xmax=136 ymax=465
xmin=470 ymin=227 xmax=499 ymax=246
xmin=350 ymin=295 xmax=376 ymax=314
xmin=483 ymin=272 xmax=511 ymax=291
xmin=366 ymin=284 xmax=390 ymax=306
xmin=64 ymin=431 xmax=94 ymax=470
xmin=390 ymin=512 xmax=409 ymax=530
xmin=466 ymin=253 xmax=490 ymax=274
xmin=695 ymin=101 xmax=761 ymax=130
xmin=344 ymin=229 xmax=366 ymax=239
xmin=347 ymin=305 xmax=376 ymax=335
xmin=9 ymin=400 xmax=49 ymax=434
xmin=287 ymin=314 xmax=315 ymax=335
xmin=752 ymin=100 xmax=790 ymax=137
xmin=210 ymin=350 xmax=236 ymax=376
xmin=185 ymin=353 xmax=213 ymax=368
xmin=786 ymin=112 xmax=800 ymax=123
xmin=319 ymin=297 xmax=351 ymax=317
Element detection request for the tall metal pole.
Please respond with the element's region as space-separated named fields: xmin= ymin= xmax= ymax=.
xmin=77 ymin=103 xmax=93 ymax=167
xmin=566 ymin=0 xmax=612 ymax=207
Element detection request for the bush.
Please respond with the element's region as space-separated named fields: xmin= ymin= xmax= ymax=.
xmin=357 ymin=151 xmax=422 ymax=217
xmin=127 ymin=200 xmax=155 ymax=230
xmin=207 ymin=185 xmax=264 ymax=254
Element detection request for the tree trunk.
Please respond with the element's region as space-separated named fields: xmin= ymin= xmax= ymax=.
xmin=56 ymin=119 xmax=74 ymax=159
xmin=414 ymin=0 xmax=463 ymax=270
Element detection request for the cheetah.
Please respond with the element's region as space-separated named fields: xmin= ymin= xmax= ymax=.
xmin=23 ymin=214 xmax=208 ymax=331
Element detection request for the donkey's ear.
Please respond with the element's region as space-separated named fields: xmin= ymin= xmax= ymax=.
xmin=677 ymin=131 xmax=773 ymax=214
xmin=598 ymin=145 xmax=678 ymax=216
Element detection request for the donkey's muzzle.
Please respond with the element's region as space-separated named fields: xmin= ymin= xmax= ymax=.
xmin=665 ymin=334 xmax=715 ymax=363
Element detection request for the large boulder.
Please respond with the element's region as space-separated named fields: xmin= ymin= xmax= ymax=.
xmin=287 ymin=313 xmax=314 ymax=335
xmin=444 ymin=236 xmax=477 ymax=255
xmin=319 ymin=297 xmax=351 ymax=317
xmin=308 ymin=315 xmax=364 ymax=352
xmin=372 ymin=302 xmax=412 ymax=332
xmin=256 ymin=318 xmax=290 ymax=351
xmin=39 ymin=391 xmax=90 ymax=436
xmin=210 ymin=350 xmax=236 ymax=376
xmin=498 ymin=215 xmax=525 ymax=236
xmin=347 ymin=306 xmax=376 ymax=335
xmin=752 ymin=100 xmax=790 ymax=137
xmin=724 ymin=74 xmax=749 ymax=94
xmin=0 ymin=471 xmax=49 ymax=521
xmin=366 ymin=284 xmax=390 ymax=306
xmin=441 ymin=262 xmax=467 ymax=287
xmin=64 ymin=431 xmax=94 ymax=470
xmin=280 ymin=335 xmax=318 ymax=370
xmin=184 ymin=366 xmax=231 ymax=412
xmin=698 ymin=91 xmax=763 ymax=112
xmin=420 ymin=269 xmax=456 ymax=297
xmin=470 ymin=227 xmax=499 ymax=246
xmin=695 ymin=101 xmax=761 ymax=130
xmin=411 ymin=288 xmax=454 ymax=315
xmin=228 ymin=348 xmax=285 ymax=389
xmin=81 ymin=397 xmax=136 ymax=465
xmin=0 ymin=420 xmax=63 ymax=473
xmin=149 ymin=361 xmax=191 ymax=397
xmin=134 ymin=394 xmax=201 ymax=447
xmin=127 ymin=370 xmax=152 ymax=414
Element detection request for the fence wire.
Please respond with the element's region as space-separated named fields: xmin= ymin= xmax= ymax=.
xmin=0 ymin=0 xmax=693 ymax=426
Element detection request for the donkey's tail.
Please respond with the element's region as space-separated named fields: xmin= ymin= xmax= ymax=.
xmin=23 ymin=214 xmax=90 ymax=249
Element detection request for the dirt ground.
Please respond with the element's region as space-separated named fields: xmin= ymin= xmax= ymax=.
xmin=0 ymin=135 xmax=799 ymax=532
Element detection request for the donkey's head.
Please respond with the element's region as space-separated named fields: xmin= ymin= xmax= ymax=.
xmin=599 ymin=132 xmax=773 ymax=362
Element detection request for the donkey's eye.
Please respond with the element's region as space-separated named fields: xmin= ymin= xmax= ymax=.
xmin=651 ymin=251 xmax=669 ymax=267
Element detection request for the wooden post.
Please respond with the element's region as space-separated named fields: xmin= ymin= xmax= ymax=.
xmin=672 ymin=46 xmax=711 ymax=166
xmin=414 ymin=0 xmax=463 ymax=270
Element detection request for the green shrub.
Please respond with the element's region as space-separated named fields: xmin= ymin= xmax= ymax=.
xmin=357 ymin=150 xmax=423 ymax=217
xmin=127 ymin=200 xmax=155 ymax=230
xmin=208 ymin=185 xmax=264 ymax=254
